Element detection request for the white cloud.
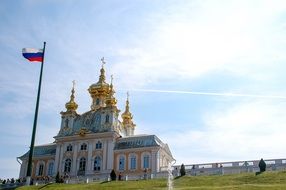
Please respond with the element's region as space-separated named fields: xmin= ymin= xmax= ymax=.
xmin=161 ymin=100 xmax=286 ymax=164
xmin=109 ymin=0 xmax=286 ymax=89
xmin=204 ymin=100 xmax=286 ymax=157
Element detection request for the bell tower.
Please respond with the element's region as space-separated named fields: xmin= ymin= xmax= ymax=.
xmin=59 ymin=81 xmax=78 ymax=133
xmin=105 ymin=75 xmax=121 ymax=133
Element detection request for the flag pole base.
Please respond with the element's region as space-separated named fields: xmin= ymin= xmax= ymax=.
xmin=26 ymin=176 xmax=31 ymax=186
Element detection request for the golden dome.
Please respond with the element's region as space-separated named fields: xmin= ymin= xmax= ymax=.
xmin=88 ymin=58 xmax=109 ymax=96
xmin=65 ymin=81 xmax=78 ymax=113
xmin=121 ymin=92 xmax=133 ymax=123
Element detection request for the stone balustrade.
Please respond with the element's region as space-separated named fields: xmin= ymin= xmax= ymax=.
xmin=159 ymin=158 xmax=286 ymax=176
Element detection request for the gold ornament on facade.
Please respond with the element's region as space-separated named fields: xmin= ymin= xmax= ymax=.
xmin=78 ymin=127 xmax=89 ymax=137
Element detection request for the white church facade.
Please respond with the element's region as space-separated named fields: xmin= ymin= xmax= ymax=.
xmin=18 ymin=59 xmax=174 ymax=180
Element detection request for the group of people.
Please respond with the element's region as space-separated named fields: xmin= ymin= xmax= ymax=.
xmin=0 ymin=176 xmax=54 ymax=186
xmin=1 ymin=177 xmax=26 ymax=185
xmin=31 ymin=175 xmax=53 ymax=184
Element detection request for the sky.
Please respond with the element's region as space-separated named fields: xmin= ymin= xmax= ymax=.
xmin=1 ymin=0 xmax=286 ymax=179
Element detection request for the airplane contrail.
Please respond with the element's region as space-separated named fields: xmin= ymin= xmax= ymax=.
xmin=119 ymin=88 xmax=286 ymax=100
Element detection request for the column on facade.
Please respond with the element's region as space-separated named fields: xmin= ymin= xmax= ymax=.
xmin=54 ymin=145 xmax=61 ymax=175
xmin=32 ymin=162 xmax=36 ymax=177
xmin=43 ymin=161 xmax=47 ymax=177
xmin=72 ymin=143 xmax=78 ymax=176
xmin=76 ymin=158 xmax=80 ymax=173
xmin=151 ymin=150 xmax=158 ymax=174
xmin=156 ymin=150 xmax=160 ymax=172
xmin=58 ymin=144 xmax=64 ymax=175
xmin=106 ymin=140 xmax=114 ymax=170
xmin=102 ymin=139 xmax=107 ymax=171
xmin=87 ymin=141 xmax=93 ymax=174
xmin=126 ymin=153 xmax=129 ymax=171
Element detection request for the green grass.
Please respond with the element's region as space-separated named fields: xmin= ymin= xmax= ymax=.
xmin=17 ymin=171 xmax=286 ymax=190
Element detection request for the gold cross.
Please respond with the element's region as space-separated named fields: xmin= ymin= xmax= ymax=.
xmin=101 ymin=57 xmax=106 ymax=66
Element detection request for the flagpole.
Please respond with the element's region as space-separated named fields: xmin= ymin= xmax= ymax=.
xmin=26 ymin=42 xmax=46 ymax=185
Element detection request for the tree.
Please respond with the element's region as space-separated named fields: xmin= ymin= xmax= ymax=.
xmin=259 ymin=158 xmax=266 ymax=172
xmin=110 ymin=169 xmax=117 ymax=181
xmin=180 ymin=164 xmax=186 ymax=176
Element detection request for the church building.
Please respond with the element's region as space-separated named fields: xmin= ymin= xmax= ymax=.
xmin=18 ymin=59 xmax=174 ymax=180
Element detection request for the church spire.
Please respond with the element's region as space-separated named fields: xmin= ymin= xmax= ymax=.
xmin=64 ymin=80 xmax=78 ymax=113
xmin=98 ymin=57 xmax=106 ymax=83
xmin=121 ymin=92 xmax=136 ymax=136
xmin=106 ymin=75 xmax=117 ymax=107
xmin=121 ymin=92 xmax=132 ymax=121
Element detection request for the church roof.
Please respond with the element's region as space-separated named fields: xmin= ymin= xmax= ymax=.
xmin=18 ymin=143 xmax=56 ymax=159
xmin=114 ymin=135 xmax=162 ymax=150
xmin=56 ymin=109 xmax=112 ymax=137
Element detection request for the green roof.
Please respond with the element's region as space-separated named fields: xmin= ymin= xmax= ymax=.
xmin=19 ymin=143 xmax=56 ymax=159
xmin=114 ymin=135 xmax=161 ymax=150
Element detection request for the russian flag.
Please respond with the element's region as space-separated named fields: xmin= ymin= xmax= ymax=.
xmin=22 ymin=48 xmax=44 ymax=62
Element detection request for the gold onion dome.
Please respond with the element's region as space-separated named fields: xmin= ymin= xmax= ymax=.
xmin=121 ymin=92 xmax=133 ymax=123
xmin=65 ymin=81 xmax=78 ymax=112
xmin=88 ymin=57 xmax=110 ymax=95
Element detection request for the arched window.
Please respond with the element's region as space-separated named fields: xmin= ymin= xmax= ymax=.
xmin=38 ymin=163 xmax=44 ymax=176
xmin=94 ymin=156 xmax=101 ymax=171
xmin=47 ymin=162 xmax=54 ymax=176
xmin=130 ymin=155 xmax=137 ymax=170
xmin=64 ymin=159 xmax=72 ymax=173
xmin=119 ymin=156 xmax=125 ymax=171
xmin=96 ymin=98 xmax=100 ymax=105
xmin=80 ymin=143 xmax=87 ymax=150
xmin=79 ymin=157 xmax=86 ymax=171
xmin=96 ymin=141 xmax=102 ymax=149
xmin=105 ymin=114 xmax=110 ymax=123
xmin=143 ymin=155 xmax=150 ymax=169
xmin=66 ymin=144 xmax=73 ymax=152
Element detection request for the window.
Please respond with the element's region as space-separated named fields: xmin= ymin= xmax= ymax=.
xmin=47 ymin=162 xmax=54 ymax=176
xmin=95 ymin=114 xmax=101 ymax=123
xmin=105 ymin=114 xmax=110 ymax=123
xmin=65 ymin=119 xmax=69 ymax=128
xmin=79 ymin=157 xmax=86 ymax=171
xmin=96 ymin=98 xmax=100 ymax=105
xmin=119 ymin=156 xmax=125 ymax=171
xmin=80 ymin=143 xmax=87 ymax=150
xmin=94 ymin=156 xmax=101 ymax=171
xmin=38 ymin=163 xmax=44 ymax=176
xmin=66 ymin=144 xmax=73 ymax=152
xmin=64 ymin=159 xmax=72 ymax=173
xmin=130 ymin=156 xmax=136 ymax=170
xmin=143 ymin=155 xmax=150 ymax=169
xmin=96 ymin=141 xmax=102 ymax=149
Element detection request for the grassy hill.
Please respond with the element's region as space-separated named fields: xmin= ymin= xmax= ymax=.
xmin=17 ymin=171 xmax=286 ymax=190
